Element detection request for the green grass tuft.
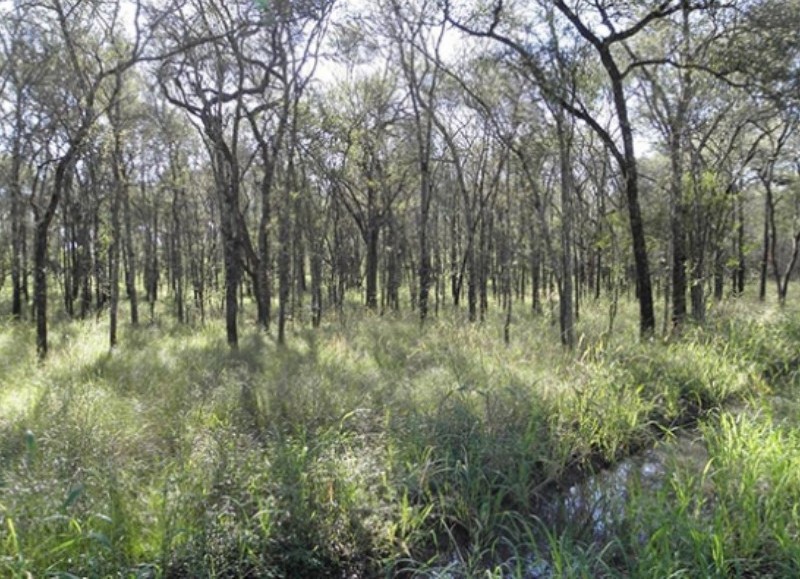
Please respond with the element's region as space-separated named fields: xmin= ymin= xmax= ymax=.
xmin=1 ymin=296 xmax=799 ymax=576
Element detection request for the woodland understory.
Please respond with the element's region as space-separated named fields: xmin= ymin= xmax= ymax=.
xmin=2 ymin=296 xmax=800 ymax=577
xmin=2 ymin=0 xmax=800 ymax=576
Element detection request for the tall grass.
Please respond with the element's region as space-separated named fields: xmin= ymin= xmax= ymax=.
xmin=0 ymin=296 xmax=798 ymax=577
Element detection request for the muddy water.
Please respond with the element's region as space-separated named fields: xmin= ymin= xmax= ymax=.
xmin=545 ymin=431 xmax=708 ymax=550
xmin=426 ymin=432 xmax=709 ymax=578
xmin=553 ymin=447 xmax=669 ymax=540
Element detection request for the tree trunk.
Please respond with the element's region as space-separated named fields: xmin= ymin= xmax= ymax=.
xmin=10 ymin=95 xmax=25 ymax=320
xmin=172 ymin=187 xmax=185 ymax=324
xmin=734 ymin=195 xmax=746 ymax=296
xmin=557 ymin=112 xmax=575 ymax=348
xmin=669 ymin=132 xmax=688 ymax=328
xmin=365 ymin=221 xmax=380 ymax=310
xmin=61 ymin=199 xmax=75 ymax=318
xmin=759 ymin=188 xmax=769 ymax=302
xmin=10 ymin=181 xmax=24 ymax=319
xmin=123 ymin=179 xmax=139 ymax=325
xmin=254 ymin=170 xmax=272 ymax=331
xmin=713 ymin=249 xmax=724 ymax=301
xmin=418 ymin=162 xmax=432 ymax=323
xmin=387 ymin=213 xmax=401 ymax=312
xmin=109 ymin=201 xmax=121 ymax=348
xmin=109 ymin=126 xmax=124 ymax=348
xmin=617 ymin=106 xmax=655 ymax=336
xmin=690 ymin=255 xmax=705 ymax=322
xmin=34 ymin=223 xmax=50 ymax=359
xmin=551 ymin=1 xmax=655 ymax=337
xmin=292 ymin=194 xmax=305 ymax=321
xmin=310 ymin=231 xmax=323 ymax=327
xmin=34 ymin=158 xmax=72 ymax=359
xmin=467 ymin=239 xmax=478 ymax=322
xmin=278 ymin=158 xmax=294 ymax=345
xmin=277 ymin=200 xmax=291 ymax=344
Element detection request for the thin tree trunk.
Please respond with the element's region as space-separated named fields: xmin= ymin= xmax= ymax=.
xmin=734 ymin=195 xmax=746 ymax=296
xmin=109 ymin=110 xmax=124 ymax=348
xmin=365 ymin=222 xmax=380 ymax=310
xmin=669 ymin=133 xmax=688 ymax=327
xmin=10 ymin=96 xmax=25 ymax=320
xmin=123 ymin=179 xmax=139 ymax=325
xmin=34 ymin=158 xmax=72 ymax=359
xmin=172 ymin=187 xmax=185 ymax=324
xmin=557 ymin=112 xmax=575 ymax=348
xmin=759 ymin=188 xmax=769 ymax=302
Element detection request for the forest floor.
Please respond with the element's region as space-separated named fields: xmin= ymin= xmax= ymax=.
xmin=1 ymin=293 xmax=800 ymax=577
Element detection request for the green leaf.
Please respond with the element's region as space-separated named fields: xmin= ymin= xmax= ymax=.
xmin=63 ymin=484 xmax=85 ymax=509
xmin=88 ymin=530 xmax=112 ymax=550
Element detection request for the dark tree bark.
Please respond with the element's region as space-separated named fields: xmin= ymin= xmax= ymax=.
xmin=212 ymin=139 xmax=243 ymax=349
xmin=307 ymin=193 xmax=324 ymax=327
xmin=389 ymin=0 xmax=444 ymax=325
xmin=277 ymin=160 xmax=293 ymax=345
xmin=244 ymin=94 xmax=289 ymax=331
xmin=757 ymin=120 xmax=797 ymax=304
xmin=109 ymin=99 xmax=125 ymax=348
xmin=555 ymin=110 xmax=575 ymax=348
xmin=365 ymin=220 xmax=380 ymax=310
xmin=171 ymin=186 xmax=185 ymax=324
xmin=30 ymin=0 xmax=144 ymax=358
xmin=445 ymin=0 xmax=667 ymax=337
xmin=9 ymin=94 xmax=27 ymax=321
xmin=123 ymin=177 xmax=139 ymax=326
xmin=34 ymin=158 xmax=73 ymax=358
xmin=759 ymin=188 xmax=770 ymax=302
xmin=733 ymin=194 xmax=746 ymax=296
xmin=144 ymin=193 xmax=159 ymax=321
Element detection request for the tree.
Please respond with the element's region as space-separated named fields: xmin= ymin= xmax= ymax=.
xmin=319 ymin=70 xmax=408 ymax=311
xmin=388 ymin=0 xmax=446 ymax=324
xmin=443 ymin=1 xmax=723 ymax=337
xmin=155 ymin=0 xmax=332 ymax=347
xmin=0 ymin=7 xmax=51 ymax=320
xmin=755 ymin=115 xmax=800 ymax=305
xmin=9 ymin=0 xmax=147 ymax=358
xmin=633 ymin=5 xmax=694 ymax=330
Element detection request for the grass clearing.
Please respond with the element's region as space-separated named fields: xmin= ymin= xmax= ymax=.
xmin=1 ymin=296 xmax=799 ymax=576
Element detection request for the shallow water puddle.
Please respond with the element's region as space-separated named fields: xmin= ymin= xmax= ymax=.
xmin=554 ymin=431 xmax=708 ymax=541
xmin=426 ymin=432 xmax=710 ymax=577
xmin=557 ymin=450 xmax=666 ymax=540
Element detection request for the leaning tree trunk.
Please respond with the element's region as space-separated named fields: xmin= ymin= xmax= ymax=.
xmin=619 ymin=118 xmax=655 ymax=336
xmin=34 ymin=157 xmax=75 ymax=359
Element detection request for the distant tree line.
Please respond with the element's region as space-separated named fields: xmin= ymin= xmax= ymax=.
xmin=1 ymin=0 xmax=799 ymax=358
